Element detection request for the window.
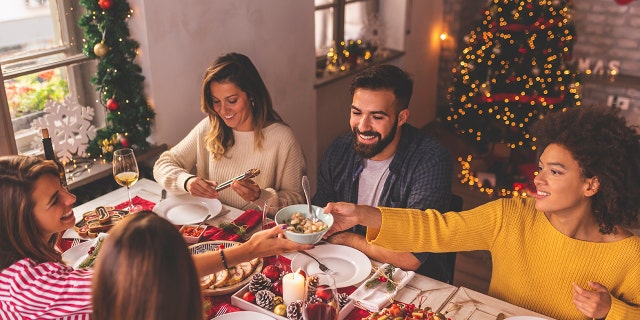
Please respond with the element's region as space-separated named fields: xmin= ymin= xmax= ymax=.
xmin=0 ymin=0 xmax=100 ymax=156
xmin=314 ymin=0 xmax=379 ymax=57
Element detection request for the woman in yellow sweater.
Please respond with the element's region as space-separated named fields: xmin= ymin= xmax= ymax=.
xmin=325 ymin=107 xmax=640 ymax=320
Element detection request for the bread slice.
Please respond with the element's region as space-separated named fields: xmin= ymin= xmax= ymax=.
xmin=212 ymin=269 xmax=229 ymax=288
xmin=200 ymin=273 xmax=215 ymax=289
xmin=249 ymin=258 xmax=260 ymax=268
xmin=238 ymin=262 xmax=254 ymax=276
xmin=225 ymin=266 xmax=245 ymax=286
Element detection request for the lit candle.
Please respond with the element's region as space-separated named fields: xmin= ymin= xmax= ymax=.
xmin=282 ymin=271 xmax=305 ymax=306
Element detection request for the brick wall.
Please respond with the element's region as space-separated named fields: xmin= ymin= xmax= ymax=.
xmin=438 ymin=0 xmax=640 ymax=127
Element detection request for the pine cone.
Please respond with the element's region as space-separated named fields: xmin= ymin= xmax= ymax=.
xmin=306 ymin=295 xmax=323 ymax=304
xmin=249 ymin=273 xmax=272 ymax=293
xmin=306 ymin=274 xmax=320 ymax=295
xmin=255 ymin=290 xmax=275 ymax=310
xmin=286 ymin=300 xmax=304 ymax=320
xmin=337 ymin=292 xmax=350 ymax=309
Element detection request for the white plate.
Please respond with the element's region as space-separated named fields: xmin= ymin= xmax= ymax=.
xmin=506 ymin=317 xmax=546 ymax=320
xmin=291 ymin=244 xmax=371 ymax=288
xmin=61 ymin=233 xmax=108 ymax=268
xmin=212 ymin=310 xmax=274 ymax=320
xmin=153 ymin=193 xmax=222 ymax=225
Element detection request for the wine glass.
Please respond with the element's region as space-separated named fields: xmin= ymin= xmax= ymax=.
xmin=262 ymin=197 xmax=289 ymax=230
xmin=263 ymin=197 xmax=288 ymax=269
xmin=303 ymin=273 xmax=340 ymax=320
xmin=112 ymin=148 xmax=142 ymax=213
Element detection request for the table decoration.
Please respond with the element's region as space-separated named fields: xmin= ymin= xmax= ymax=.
xmin=350 ymin=263 xmax=415 ymax=312
xmin=283 ymin=270 xmax=306 ymax=306
xmin=438 ymin=287 xmax=553 ymax=319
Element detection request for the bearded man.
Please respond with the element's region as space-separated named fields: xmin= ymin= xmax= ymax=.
xmin=313 ymin=65 xmax=453 ymax=281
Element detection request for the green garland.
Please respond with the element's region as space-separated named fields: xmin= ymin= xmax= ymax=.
xmin=78 ymin=0 xmax=154 ymax=161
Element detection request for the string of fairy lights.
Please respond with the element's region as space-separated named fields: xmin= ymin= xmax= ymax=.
xmin=445 ymin=0 xmax=581 ymax=197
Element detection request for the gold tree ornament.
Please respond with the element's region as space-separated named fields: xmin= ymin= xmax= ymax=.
xmin=93 ymin=41 xmax=109 ymax=57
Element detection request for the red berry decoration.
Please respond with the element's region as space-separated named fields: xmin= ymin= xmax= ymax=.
xmin=315 ymin=285 xmax=333 ymax=301
xmin=261 ymin=264 xmax=282 ymax=281
xmin=271 ymin=279 xmax=283 ymax=296
xmin=98 ymin=0 xmax=113 ymax=10
xmin=378 ymin=276 xmax=387 ymax=282
xmin=242 ymin=291 xmax=256 ymax=303
xmin=106 ymin=98 xmax=119 ymax=111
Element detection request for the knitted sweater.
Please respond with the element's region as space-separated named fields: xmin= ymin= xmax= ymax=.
xmin=367 ymin=198 xmax=640 ymax=320
xmin=153 ymin=118 xmax=306 ymax=210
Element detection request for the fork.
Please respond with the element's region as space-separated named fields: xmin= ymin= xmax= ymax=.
xmin=213 ymin=304 xmax=228 ymax=318
xmin=298 ymin=250 xmax=335 ymax=274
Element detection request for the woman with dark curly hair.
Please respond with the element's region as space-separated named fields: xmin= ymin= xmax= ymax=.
xmin=324 ymin=107 xmax=640 ymax=319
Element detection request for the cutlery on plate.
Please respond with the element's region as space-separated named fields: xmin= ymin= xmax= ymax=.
xmin=298 ymin=250 xmax=335 ymax=274
xmin=196 ymin=214 xmax=211 ymax=231
xmin=160 ymin=189 xmax=167 ymax=201
xmin=301 ymin=175 xmax=317 ymax=222
xmin=215 ymin=168 xmax=260 ymax=191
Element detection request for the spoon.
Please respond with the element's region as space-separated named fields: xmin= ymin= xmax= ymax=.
xmin=196 ymin=214 xmax=211 ymax=232
xmin=301 ymin=176 xmax=317 ymax=222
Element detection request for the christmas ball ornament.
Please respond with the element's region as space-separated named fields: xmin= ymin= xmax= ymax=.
xmin=98 ymin=0 xmax=113 ymax=10
xmin=120 ymin=137 xmax=130 ymax=148
xmin=106 ymin=98 xmax=119 ymax=111
xmin=271 ymin=279 xmax=283 ymax=296
xmin=93 ymin=41 xmax=109 ymax=57
xmin=261 ymin=264 xmax=282 ymax=281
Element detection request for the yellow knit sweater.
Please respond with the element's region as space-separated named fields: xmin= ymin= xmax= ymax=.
xmin=367 ymin=198 xmax=640 ymax=319
xmin=153 ymin=118 xmax=306 ymax=209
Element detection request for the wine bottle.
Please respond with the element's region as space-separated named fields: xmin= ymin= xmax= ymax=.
xmin=41 ymin=128 xmax=68 ymax=188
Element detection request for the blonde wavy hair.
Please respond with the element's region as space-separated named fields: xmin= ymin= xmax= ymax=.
xmin=201 ymin=53 xmax=283 ymax=159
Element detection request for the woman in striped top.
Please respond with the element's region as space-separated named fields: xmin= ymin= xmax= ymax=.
xmin=0 ymin=155 xmax=92 ymax=319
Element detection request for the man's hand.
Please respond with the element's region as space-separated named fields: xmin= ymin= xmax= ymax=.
xmin=323 ymin=202 xmax=362 ymax=237
xmin=186 ymin=177 xmax=219 ymax=198
xmin=572 ymin=281 xmax=611 ymax=319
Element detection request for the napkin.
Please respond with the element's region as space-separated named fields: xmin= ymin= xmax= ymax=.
xmin=115 ymin=196 xmax=156 ymax=211
xmin=349 ymin=264 xmax=415 ymax=312
xmin=201 ymin=209 xmax=263 ymax=242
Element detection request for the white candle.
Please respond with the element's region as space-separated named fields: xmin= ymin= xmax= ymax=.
xmin=282 ymin=272 xmax=305 ymax=306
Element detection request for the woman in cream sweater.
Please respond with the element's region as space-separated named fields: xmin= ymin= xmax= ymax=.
xmin=154 ymin=53 xmax=306 ymax=210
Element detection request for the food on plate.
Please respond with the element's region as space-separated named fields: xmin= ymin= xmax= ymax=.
xmin=212 ymin=269 xmax=230 ymax=288
xmin=284 ymin=212 xmax=328 ymax=234
xmin=75 ymin=206 xmax=128 ymax=236
xmin=77 ymin=237 xmax=105 ymax=268
xmin=363 ymin=302 xmax=446 ymax=320
xmin=200 ymin=274 xmax=215 ymax=289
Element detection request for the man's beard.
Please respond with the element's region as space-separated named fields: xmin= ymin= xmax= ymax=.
xmin=352 ymin=120 xmax=398 ymax=159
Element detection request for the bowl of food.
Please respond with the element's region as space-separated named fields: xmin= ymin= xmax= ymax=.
xmin=274 ymin=204 xmax=333 ymax=244
xmin=179 ymin=224 xmax=206 ymax=244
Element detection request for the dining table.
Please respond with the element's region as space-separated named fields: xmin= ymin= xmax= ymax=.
xmin=60 ymin=178 xmax=554 ymax=320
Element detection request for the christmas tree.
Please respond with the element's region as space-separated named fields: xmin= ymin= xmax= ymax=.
xmin=442 ymin=0 xmax=581 ymax=196
xmin=79 ymin=0 xmax=154 ymax=161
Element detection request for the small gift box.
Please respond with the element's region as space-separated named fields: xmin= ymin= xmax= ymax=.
xmin=349 ymin=264 xmax=415 ymax=312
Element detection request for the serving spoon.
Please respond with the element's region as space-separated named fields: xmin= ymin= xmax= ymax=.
xmin=301 ymin=175 xmax=317 ymax=222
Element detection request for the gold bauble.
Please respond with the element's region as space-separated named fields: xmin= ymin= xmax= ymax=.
xmin=93 ymin=41 xmax=109 ymax=57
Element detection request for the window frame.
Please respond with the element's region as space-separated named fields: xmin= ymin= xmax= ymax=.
xmin=315 ymin=0 xmax=378 ymax=57
xmin=0 ymin=0 xmax=94 ymax=156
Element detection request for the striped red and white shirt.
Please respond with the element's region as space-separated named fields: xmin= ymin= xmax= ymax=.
xmin=0 ymin=258 xmax=92 ymax=319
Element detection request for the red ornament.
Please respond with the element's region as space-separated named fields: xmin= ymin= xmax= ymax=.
xmin=120 ymin=137 xmax=130 ymax=148
xmin=106 ymin=98 xmax=119 ymax=111
xmin=261 ymin=264 xmax=282 ymax=281
xmin=315 ymin=285 xmax=333 ymax=301
xmin=272 ymin=279 xmax=283 ymax=296
xmin=378 ymin=276 xmax=387 ymax=282
xmin=242 ymin=291 xmax=256 ymax=303
xmin=98 ymin=0 xmax=113 ymax=10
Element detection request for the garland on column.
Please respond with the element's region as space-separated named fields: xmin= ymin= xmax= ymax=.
xmin=79 ymin=0 xmax=154 ymax=161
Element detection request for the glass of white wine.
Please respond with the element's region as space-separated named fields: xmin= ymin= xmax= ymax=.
xmin=113 ymin=148 xmax=142 ymax=213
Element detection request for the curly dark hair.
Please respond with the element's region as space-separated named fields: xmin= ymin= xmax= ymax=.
xmin=531 ymin=107 xmax=640 ymax=234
